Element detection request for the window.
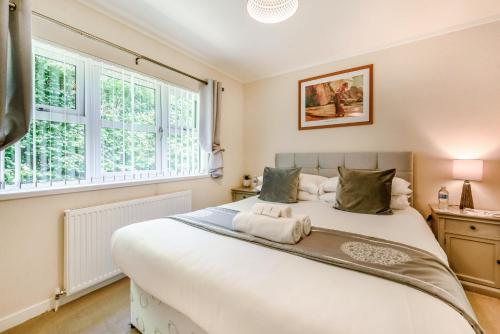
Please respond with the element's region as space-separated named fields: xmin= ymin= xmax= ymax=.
xmin=0 ymin=41 xmax=205 ymax=193
xmin=99 ymin=68 xmax=160 ymax=178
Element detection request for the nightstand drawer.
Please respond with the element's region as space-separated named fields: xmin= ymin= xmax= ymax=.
xmin=446 ymin=219 xmax=500 ymax=240
xmin=232 ymin=192 xmax=255 ymax=201
xmin=231 ymin=187 xmax=259 ymax=202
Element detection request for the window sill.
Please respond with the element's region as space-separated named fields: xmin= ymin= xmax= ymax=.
xmin=0 ymin=174 xmax=210 ymax=201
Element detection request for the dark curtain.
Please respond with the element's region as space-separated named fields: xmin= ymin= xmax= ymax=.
xmin=0 ymin=0 xmax=32 ymax=151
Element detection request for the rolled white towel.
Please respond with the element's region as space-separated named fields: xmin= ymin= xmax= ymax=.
xmin=251 ymin=203 xmax=292 ymax=218
xmin=232 ymin=212 xmax=302 ymax=244
xmin=295 ymin=214 xmax=312 ymax=236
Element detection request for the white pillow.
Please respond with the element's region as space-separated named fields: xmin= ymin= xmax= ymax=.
xmin=298 ymin=191 xmax=319 ymax=201
xmin=319 ymin=177 xmax=339 ymax=194
xmin=319 ymin=192 xmax=336 ymax=204
xmin=319 ymin=193 xmax=408 ymax=208
xmin=256 ymin=174 xmax=327 ymax=196
xmin=299 ymin=173 xmax=328 ymax=195
xmin=392 ymin=177 xmax=412 ymax=196
xmin=320 ymin=176 xmax=411 ymax=195
xmin=390 ymin=194 xmax=410 ymax=210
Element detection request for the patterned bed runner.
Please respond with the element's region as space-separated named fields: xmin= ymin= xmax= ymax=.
xmin=170 ymin=207 xmax=483 ymax=334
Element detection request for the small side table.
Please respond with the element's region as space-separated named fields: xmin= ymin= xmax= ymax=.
xmin=430 ymin=204 xmax=500 ymax=298
xmin=231 ymin=187 xmax=259 ymax=202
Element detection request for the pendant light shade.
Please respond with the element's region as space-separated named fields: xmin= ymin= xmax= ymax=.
xmin=247 ymin=0 xmax=299 ymax=24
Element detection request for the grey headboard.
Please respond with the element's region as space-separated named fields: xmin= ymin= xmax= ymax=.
xmin=275 ymin=152 xmax=413 ymax=186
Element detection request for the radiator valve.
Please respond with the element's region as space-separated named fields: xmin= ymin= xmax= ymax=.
xmin=53 ymin=287 xmax=67 ymax=312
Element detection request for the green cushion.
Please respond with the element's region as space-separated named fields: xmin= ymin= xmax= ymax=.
xmin=259 ymin=167 xmax=301 ymax=203
xmin=335 ymin=167 xmax=396 ymax=215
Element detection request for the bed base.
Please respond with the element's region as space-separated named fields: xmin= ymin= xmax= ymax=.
xmin=130 ymin=280 xmax=208 ymax=334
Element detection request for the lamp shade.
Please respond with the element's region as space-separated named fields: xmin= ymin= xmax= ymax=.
xmin=247 ymin=0 xmax=299 ymax=24
xmin=453 ymin=159 xmax=483 ymax=181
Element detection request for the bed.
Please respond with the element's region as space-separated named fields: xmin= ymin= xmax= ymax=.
xmin=112 ymin=152 xmax=478 ymax=334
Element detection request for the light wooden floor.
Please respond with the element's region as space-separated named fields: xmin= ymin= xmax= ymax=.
xmin=3 ymin=279 xmax=139 ymax=334
xmin=4 ymin=278 xmax=500 ymax=334
xmin=466 ymin=291 xmax=500 ymax=334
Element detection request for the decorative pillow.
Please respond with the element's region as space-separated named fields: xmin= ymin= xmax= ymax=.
xmin=259 ymin=167 xmax=301 ymax=203
xmin=390 ymin=194 xmax=410 ymax=210
xmin=299 ymin=173 xmax=328 ymax=195
xmin=298 ymin=191 xmax=319 ymax=201
xmin=322 ymin=191 xmax=408 ymax=209
xmin=321 ymin=176 xmax=410 ymax=195
xmin=319 ymin=192 xmax=336 ymax=204
xmin=335 ymin=167 xmax=396 ymax=215
xmin=392 ymin=177 xmax=412 ymax=195
xmin=319 ymin=177 xmax=339 ymax=194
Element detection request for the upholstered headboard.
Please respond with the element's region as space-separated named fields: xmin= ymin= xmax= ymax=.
xmin=275 ymin=152 xmax=413 ymax=186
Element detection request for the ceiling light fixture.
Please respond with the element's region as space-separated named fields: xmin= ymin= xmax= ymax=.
xmin=247 ymin=0 xmax=299 ymax=24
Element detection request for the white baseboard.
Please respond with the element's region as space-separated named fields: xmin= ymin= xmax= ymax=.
xmin=0 ymin=298 xmax=52 ymax=333
xmin=0 ymin=274 xmax=125 ymax=333
xmin=59 ymin=274 xmax=126 ymax=306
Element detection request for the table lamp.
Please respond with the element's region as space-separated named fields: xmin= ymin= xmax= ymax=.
xmin=452 ymin=159 xmax=483 ymax=209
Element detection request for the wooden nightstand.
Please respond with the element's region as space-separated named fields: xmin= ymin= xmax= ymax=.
xmin=231 ymin=187 xmax=259 ymax=202
xmin=430 ymin=204 xmax=500 ymax=298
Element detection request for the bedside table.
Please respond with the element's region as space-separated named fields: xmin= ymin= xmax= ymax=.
xmin=231 ymin=187 xmax=259 ymax=202
xmin=430 ymin=204 xmax=500 ymax=298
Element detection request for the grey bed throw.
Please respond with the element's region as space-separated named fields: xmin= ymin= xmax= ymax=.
xmin=0 ymin=0 xmax=32 ymax=151
xmin=170 ymin=207 xmax=483 ymax=334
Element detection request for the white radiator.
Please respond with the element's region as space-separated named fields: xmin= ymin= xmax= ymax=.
xmin=64 ymin=190 xmax=192 ymax=295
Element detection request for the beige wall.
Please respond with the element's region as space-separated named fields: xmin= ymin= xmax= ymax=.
xmin=0 ymin=0 xmax=244 ymax=320
xmin=243 ymin=21 xmax=500 ymax=213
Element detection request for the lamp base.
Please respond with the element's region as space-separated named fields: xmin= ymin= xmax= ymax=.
xmin=460 ymin=180 xmax=474 ymax=210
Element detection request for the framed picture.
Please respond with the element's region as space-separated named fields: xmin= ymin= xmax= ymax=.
xmin=298 ymin=64 xmax=373 ymax=130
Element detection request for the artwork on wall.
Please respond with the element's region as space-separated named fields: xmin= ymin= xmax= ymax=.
xmin=298 ymin=64 xmax=373 ymax=130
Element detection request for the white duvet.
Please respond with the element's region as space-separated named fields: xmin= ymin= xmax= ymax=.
xmin=112 ymin=197 xmax=474 ymax=334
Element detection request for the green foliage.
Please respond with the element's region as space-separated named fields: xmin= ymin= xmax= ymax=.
xmin=3 ymin=120 xmax=85 ymax=185
xmin=167 ymin=92 xmax=199 ymax=175
xmin=100 ymin=69 xmax=157 ymax=173
xmin=101 ymin=128 xmax=156 ymax=173
xmin=100 ymin=70 xmax=156 ymax=125
xmin=3 ymin=146 xmax=15 ymax=185
xmin=34 ymin=55 xmax=76 ymax=109
xmin=25 ymin=121 xmax=85 ymax=183
xmin=1 ymin=51 xmax=200 ymax=188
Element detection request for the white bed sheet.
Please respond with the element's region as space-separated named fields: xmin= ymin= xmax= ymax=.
xmin=112 ymin=197 xmax=474 ymax=334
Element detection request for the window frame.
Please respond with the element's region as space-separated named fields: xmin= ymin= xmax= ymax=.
xmin=93 ymin=64 xmax=163 ymax=180
xmin=34 ymin=45 xmax=89 ymax=188
xmin=33 ymin=46 xmax=85 ymax=117
xmin=0 ymin=40 xmax=207 ymax=197
xmin=0 ymin=44 xmax=89 ymax=190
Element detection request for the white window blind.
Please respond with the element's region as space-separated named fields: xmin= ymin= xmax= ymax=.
xmin=0 ymin=41 xmax=205 ymax=192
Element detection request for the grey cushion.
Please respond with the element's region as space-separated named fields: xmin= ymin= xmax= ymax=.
xmin=259 ymin=167 xmax=301 ymax=203
xmin=335 ymin=167 xmax=396 ymax=215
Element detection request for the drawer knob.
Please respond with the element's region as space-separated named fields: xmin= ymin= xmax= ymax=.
xmin=469 ymin=225 xmax=477 ymax=230
xmin=497 ymin=260 xmax=500 ymax=265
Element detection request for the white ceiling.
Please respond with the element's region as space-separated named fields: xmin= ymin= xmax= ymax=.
xmin=79 ymin=0 xmax=500 ymax=83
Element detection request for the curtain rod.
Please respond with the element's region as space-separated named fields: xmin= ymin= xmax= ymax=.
xmin=8 ymin=2 xmax=209 ymax=85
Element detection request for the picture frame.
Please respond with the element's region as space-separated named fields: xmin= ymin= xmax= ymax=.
xmin=298 ymin=64 xmax=373 ymax=130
